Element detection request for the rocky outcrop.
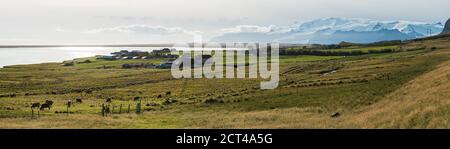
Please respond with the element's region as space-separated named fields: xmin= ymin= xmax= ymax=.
xmin=442 ymin=18 xmax=450 ymax=35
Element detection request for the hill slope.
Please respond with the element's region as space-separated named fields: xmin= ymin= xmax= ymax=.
xmin=344 ymin=40 xmax=450 ymax=128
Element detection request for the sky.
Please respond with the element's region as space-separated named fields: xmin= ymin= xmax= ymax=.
xmin=0 ymin=0 xmax=449 ymax=44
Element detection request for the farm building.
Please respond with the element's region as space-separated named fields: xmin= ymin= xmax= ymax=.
xmin=96 ymin=54 xmax=117 ymax=60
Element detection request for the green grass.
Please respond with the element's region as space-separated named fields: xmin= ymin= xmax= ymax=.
xmin=286 ymin=45 xmax=400 ymax=56
xmin=279 ymin=55 xmax=344 ymax=63
xmin=72 ymin=57 xmax=166 ymax=69
xmin=325 ymin=45 xmax=400 ymax=52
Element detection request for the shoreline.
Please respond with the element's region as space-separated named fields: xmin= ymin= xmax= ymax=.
xmin=0 ymin=47 xmax=154 ymax=68
xmin=0 ymin=57 xmax=92 ymax=68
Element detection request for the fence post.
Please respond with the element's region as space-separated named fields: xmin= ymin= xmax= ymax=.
xmin=31 ymin=108 xmax=34 ymax=119
xmin=119 ymin=104 xmax=122 ymax=114
xmin=136 ymin=100 xmax=141 ymax=114
xmin=101 ymin=104 xmax=105 ymax=117
xmin=127 ymin=104 xmax=130 ymax=113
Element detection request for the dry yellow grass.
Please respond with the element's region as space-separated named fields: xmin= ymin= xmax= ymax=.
xmin=342 ymin=53 xmax=450 ymax=128
xmin=0 ymin=112 xmax=185 ymax=129
xmin=0 ymin=114 xmax=134 ymax=129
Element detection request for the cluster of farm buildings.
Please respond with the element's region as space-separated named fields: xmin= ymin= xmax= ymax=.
xmin=96 ymin=48 xmax=179 ymax=60
xmin=95 ymin=48 xmax=212 ymax=69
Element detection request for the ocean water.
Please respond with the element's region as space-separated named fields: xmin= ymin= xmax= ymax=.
xmin=0 ymin=47 xmax=157 ymax=68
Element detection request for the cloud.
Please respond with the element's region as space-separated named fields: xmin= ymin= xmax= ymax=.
xmin=55 ymin=27 xmax=73 ymax=33
xmin=219 ymin=25 xmax=281 ymax=34
xmin=82 ymin=24 xmax=202 ymax=36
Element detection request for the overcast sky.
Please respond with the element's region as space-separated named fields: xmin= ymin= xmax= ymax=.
xmin=0 ymin=0 xmax=449 ymax=44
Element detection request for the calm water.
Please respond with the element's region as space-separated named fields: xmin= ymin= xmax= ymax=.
xmin=0 ymin=47 xmax=158 ymax=68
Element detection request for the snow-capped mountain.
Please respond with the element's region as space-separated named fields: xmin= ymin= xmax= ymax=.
xmin=211 ymin=18 xmax=444 ymax=44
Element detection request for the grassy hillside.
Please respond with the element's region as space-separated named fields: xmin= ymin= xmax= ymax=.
xmin=0 ymin=36 xmax=450 ymax=128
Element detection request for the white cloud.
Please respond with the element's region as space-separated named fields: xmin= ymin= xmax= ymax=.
xmin=219 ymin=25 xmax=281 ymax=34
xmin=82 ymin=24 xmax=202 ymax=36
xmin=55 ymin=27 xmax=73 ymax=33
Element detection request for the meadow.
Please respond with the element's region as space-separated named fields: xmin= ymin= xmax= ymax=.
xmin=1 ymin=35 xmax=450 ymax=128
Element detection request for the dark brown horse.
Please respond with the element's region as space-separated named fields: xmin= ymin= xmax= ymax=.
xmin=40 ymin=103 xmax=51 ymax=111
xmin=45 ymin=100 xmax=54 ymax=107
xmin=40 ymin=100 xmax=54 ymax=110
xmin=31 ymin=102 xmax=40 ymax=109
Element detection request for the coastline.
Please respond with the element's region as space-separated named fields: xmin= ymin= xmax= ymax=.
xmin=0 ymin=56 xmax=93 ymax=68
xmin=0 ymin=47 xmax=164 ymax=68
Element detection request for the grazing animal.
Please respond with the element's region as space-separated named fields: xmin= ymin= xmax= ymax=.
xmin=31 ymin=102 xmax=40 ymax=109
xmin=157 ymin=94 xmax=162 ymax=98
xmin=106 ymin=97 xmax=112 ymax=103
xmin=75 ymin=98 xmax=82 ymax=103
xmin=133 ymin=96 xmax=141 ymax=101
xmin=38 ymin=100 xmax=54 ymax=111
xmin=45 ymin=100 xmax=54 ymax=107
xmin=166 ymin=91 xmax=171 ymax=96
xmin=40 ymin=103 xmax=51 ymax=111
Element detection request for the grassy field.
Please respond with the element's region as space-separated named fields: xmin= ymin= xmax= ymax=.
xmin=322 ymin=45 xmax=400 ymax=53
xmin=1 ymin=36 xmax=450 ymax=128
xmin=285 ymin=45 xmax=402 ymax=56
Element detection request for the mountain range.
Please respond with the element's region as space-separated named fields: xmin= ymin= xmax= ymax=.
xmin=211 ymin=17 xmax=445 ymax=44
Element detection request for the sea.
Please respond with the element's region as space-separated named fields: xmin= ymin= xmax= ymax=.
xmin=0 ymin=47 xmax=158 ymax=68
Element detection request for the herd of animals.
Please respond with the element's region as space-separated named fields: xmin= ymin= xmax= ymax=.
xmin=28 ymin=91 xmax=172 ymax=112
xmin=30 ymin=98 xmax=81 ymax=111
